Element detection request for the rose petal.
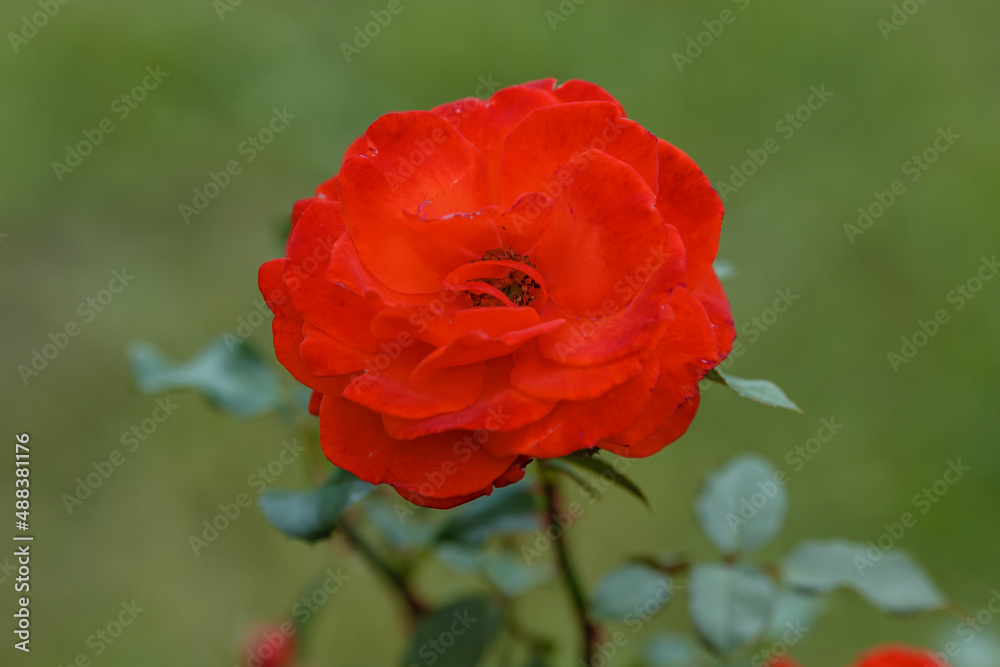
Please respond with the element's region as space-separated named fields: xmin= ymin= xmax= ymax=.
xmin=371 ymin=304 xmax=543 ymax=348
xmin=604 ymin=287 xmax=719 ymax=445
xmin=339 ymin=111 xmax=491 ymax=293
xmin=499 ymin=101 xmax=659 ymax=208
xmin=411 ymin=319 xmax=566 ymax=379
xmin=524 ymin=150 xmax=667 ymax=314
xmin=394 ymin=456 xmax=531 ymax=509
xmin=655 ymin=139 xmax=724 ymax=289
xmin=343 ymin=346 xmax=486 ymax=419
xmin=258 ymin=259 xmax=355 ymax=394
xmin=484 ymin=356 xmax=660 ymax=459
xmin=536 ymin=222 xmax=686 ymax=367
xmin=433 ymin=82 xmax=559 ymax=201
xmin=319 ymin=395 xmax=518 ymax=499
xmin=382 ymin=358 xmax=556 ymax=438
xmin=601 ymin=392 xmax=701 ymax=459
xmin=691 ymin=267 xmax=736 ymax=358
xmin=509 ymin=340 xmax=645 ymax=402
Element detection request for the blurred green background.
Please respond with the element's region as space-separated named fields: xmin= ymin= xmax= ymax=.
xmin=2 ymin=0 xmax=998 ymax=665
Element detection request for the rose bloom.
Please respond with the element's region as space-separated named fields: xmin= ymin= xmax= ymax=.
xmin=259 ymin=78 xmax=735 ymax=508
xmin=852 ymin=646 xmax=948 ymax=667
xmin=766 ymin=646 xmax=948 ymax=667
xmin=241 ymin=624 xmax=296 ymax=667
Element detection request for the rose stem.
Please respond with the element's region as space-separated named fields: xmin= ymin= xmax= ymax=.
xmin=339 ymin=519 xmax=429 ymax=621
xmin=538 ymin=461 xmax=599 ymax=665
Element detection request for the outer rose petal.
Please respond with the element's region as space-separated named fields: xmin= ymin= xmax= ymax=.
xmin=691 ymin=267 xmax=736 ymax=358
xmin=394 ymin=456 xmax=532 ymax=509
xmin=525 ymin=150 xmax=667 ymax=315
xmin=258 ymin=258 xmax=353 ymax=395
xmin=499 ymin=101 xmax=659 ymax=208
xmin=284 ymin=199 xmax=380 ymax=355
xmin=339 ymin=111 xmax=491 ymax=293
xmin=484 ymin=356 xmax=660 ymax=459
xmin=602 ymin=392 xmax=700 ymax=459
xmin=307 ymin=391 xmax=323 ymax=416
xmin=655 ymin=139 xmax=724 ymax=289
xmin=605 ymin=287 xmax=720 ymax=446
xmin=433 ymin=84 xmax=558 ymax=202
xmin=547 ymin=79 xmax=626 ymax=113
xmin=319 ymin=395 xmax=518 ymax=500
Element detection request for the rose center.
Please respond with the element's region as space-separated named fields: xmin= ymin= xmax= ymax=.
xmin=443 ymin=248 xmax=547 ymax=308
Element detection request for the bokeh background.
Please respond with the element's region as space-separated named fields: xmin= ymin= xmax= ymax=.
xmin=2 ymin=0 xmax=998 ymax=665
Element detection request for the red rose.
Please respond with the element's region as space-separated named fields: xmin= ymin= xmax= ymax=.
xmin=259 ymin=78 xmax=734 ymax=508
xmin=852 ymin=646 xmax=948 ymax=667
xmin=241 ymin=624 xmax=296 ymax=667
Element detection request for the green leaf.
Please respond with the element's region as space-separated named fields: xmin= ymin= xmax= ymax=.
xmin=641 ymin=634 xmax=704 ymax=667
xmin=258 ymin=468 xmax=374 ymax=542
xmin=401 ymin=597 xmax=502 ymax=667
xmin=436 ymin=484 xmax=539 ymax=545
xmin=705 ymin=370 xmax=803 ymax=413
xmin=362 ymin=495 xmax=439 ymax=552
xmin=765 ymin=587 xmax=823 ymax=640
xmin=713 ymin=259 xmax=737 ymax=281
xmin=688 ymin=563 xmax=776 ymax=657
xmin=590 ymin=564 xmax=673 ymax=622
xmin=941 ymin=631 xmax=1000 ymax=667
xmin=781 ymin=539 xmax=946 ymax=614
xmin=695 ymin=454 xmax=788 ymax=556
xmin=127 ymin=337 xmax=281 ymax=418
xmin=436 ymin=544 xmax=552 ymax=597
xmin=482 ymin=551 xmax=552 ymax=597
xmin=554 ymin=454 xmax=650 ymax=507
